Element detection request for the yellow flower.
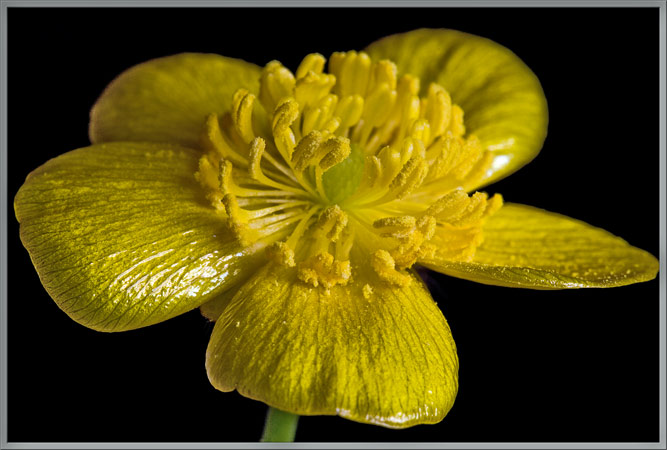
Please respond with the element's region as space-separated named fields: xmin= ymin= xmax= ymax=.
xmin=14 ymin=29 xmax=658 ymax=429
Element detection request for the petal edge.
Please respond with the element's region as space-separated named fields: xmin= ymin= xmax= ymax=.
xmin=206 ymin=262 xmax=458 ymax=428
xmin=89 ymin=53 xmax=262 ymax=149
xmin=365 ymin=28 xmax=548 ymax=187
xmin=420 ymin=203 xmax=659 ymax=289
xmin=15 ymin=142 xmax=264 ymax=331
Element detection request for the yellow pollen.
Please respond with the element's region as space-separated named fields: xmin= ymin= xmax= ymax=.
xmin=319 ymin=136 xmax=351 ymax=171
xmin=388 ymin=155 xmax=429 ymax=200
xmin=362 ymin=283 xmax=374 ymax=299
xmin=371 ymin=250 xmax=411 ymax=286
xmin=266 ymin=241 xmax=296 ymax=267
xmin=298 ymin=252 xmax=352 ymax=288
xmin=231 ymin=89 xmax=256 ymax=144
xmin=315 ymin=205 xmax=348 ymax=242
xmin=194 ymin=50 xmax=505 ymax=289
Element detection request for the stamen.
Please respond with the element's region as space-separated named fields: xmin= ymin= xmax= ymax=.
xmin=266 ymin=241 xmax=296 ymax=267
xmin=200 ymin=114 xmax=248 ymax=168
xmin=292 ymin=131 xmax=324 ymax=172
xmin=259 ymin=61 xmax=296 ymax=114
xmin=315 ymin=205 xmax=348 ymax=242
xmin=319 ymin=136 xmax=351 ymax=171
xmin=296 ymin=206 xmax=352 ymax=289
xmin=272 ymin=99 xmax=299 ymax=162
xmin=369 ymin=60 xmax=397 ymax=92
xmin=231 ymin=89 xmax=256 ymax=144
xmin=450 ymin=104 xmax=466 ymax=137
xmin=387 ymin=155 xmax=429 ymax=200
xmin=371 ymin=250 xmax=411 ymax=286
xmin=296 ymin=53 xmax=326 ymax=79
xmin=247 ymin=137 xmax=305 ymax=194
xmin=298 ymin=252 xmax=351 ymax=289
xmin=222 ymin=193 xmax=258 ymax=246
xmin=302 ymin=94 xmax=338 ymax=137
xmin=422 ymin=83 xmax=452 ymax=144
xmin=196 ymin=51 xmax=506 ymax=289
xmin=335 ymin=95 xmax=364 ymax=132
xmin=373 ymin=216 xmax=417 ymax=238
xmin=295 ymin=71 xmax=336 ymax=111
xmin=330 ymin=51 xmax=372 ymax=97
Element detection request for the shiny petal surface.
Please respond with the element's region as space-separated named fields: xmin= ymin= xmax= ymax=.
xmin=365 ymin=29 xmax=548 ymax=188
xmin=206 ymin=262 xmax=458 ymax=428
xmin=420 ymin=203 xmax=659 ymax=289
xmin=15 ymin=142 xmax=264 ymax=332
xmin=89 ymin=53 xmax=262 ymax=148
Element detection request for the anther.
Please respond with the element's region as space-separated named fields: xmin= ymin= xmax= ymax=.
xmin=335 ymin=95 xmax=364 ymax=131
xmin=425 ymin=188 xmax=470 ymax=219
xmin=373 ymin=216 xmax=417 ymax=239
xmin=295 ymin=72 xmax=336 ymax=110
xmin=272 ymin=99 xmax=299 ymax=160
xmin=231 ymin=89 xmax=256 ymax=144
xmin=371 ymin=250 xmax=411 ymax=286
xmin=273 ymin=99 xmax=299 ymax=132
xmin=319 ymin=136 xmax=351 ymax=171
xmin=296 ymin=53 xmax=326 ymax=79
xmin=259 ymin=61 xmax=296 ymax=114
xmin=370 ymin=60 xmax=397 ymax=92
xmin=297 ymin=252 xmax=351 ymax=288
xmin=315 ymin=205 xmax=348 ymax=242
xmin=248 ymin=137 xmax=266 ymax=181
xmin=266 ymin=241 xmax=296 ymax=267
xmin=331 ymin=51 xmax=372 ymax=97
xmin=424 ymin=83 xmax=452 ymax=141
xmin=389 ymin=155 xmax=429 ymax=199
xmin=292 ymin=131 xmax=324 ymax=172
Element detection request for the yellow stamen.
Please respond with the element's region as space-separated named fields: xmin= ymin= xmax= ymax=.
xmin=272 ymin=99 xmax=299 ymax=162
xmin=319 ymin=136 xmax=351 ymax=172
xmin=295 ymin=71 xmax=336 ymax=110
xmin=330 ymin=51 xmax=372 ymax=97
xmin=335 ymin=95 xmax=364 ymax=132
xmin=295 ymin=53 xmax=326 ymax=79
xmin=292 ymin=131 xmax=324 ymax=172
xmin=371 ymin=250 xmax=411 ymax=286
xmin=195 ymin=50 xmax=505 ymax=290
xmin=423 ymin=83 xmax=452 ymax=144
xmin=259 ymin=61 xmax=295 ymax=114
xmin=231 ymin=89 xmax=256 ymax=144
xmin=266 ymin=241 xmax=296 ymax=267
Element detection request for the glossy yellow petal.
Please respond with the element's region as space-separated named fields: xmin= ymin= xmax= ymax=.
xmin=365 ymin=29 xmax=548 ymax=188
xmin=206 ymin=261 xmax=458 ymax=428
xmin=420 ymin=203 xmax=659 ymax=289
xmin=89 ymin=53 xmax=262 ymax=149
xmin=15 ymin=142 xmax=264 ymax=332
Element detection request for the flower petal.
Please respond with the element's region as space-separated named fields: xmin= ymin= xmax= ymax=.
xmin=15 ymin=142 xmax=264 ymax=332
xmin=365 ymin=29 xmax=548 ymax=187
xmin=89 ymin=53 xmax=262 ymax=148
xmin=420 ymin=203 xmax=659 ymax=289
xmin=205 ymin=262 xmax=458 ymax=428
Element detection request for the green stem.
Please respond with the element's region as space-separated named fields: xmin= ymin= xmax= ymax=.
xmin=260 ymin=407 xmax=299 ymax=442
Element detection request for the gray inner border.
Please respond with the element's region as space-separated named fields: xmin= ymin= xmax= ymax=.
xmin=0 ymin=1 xmax=665 ymax=449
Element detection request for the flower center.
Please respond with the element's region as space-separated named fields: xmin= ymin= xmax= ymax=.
xmin=195 ymin=51 xmax=502 ymax=289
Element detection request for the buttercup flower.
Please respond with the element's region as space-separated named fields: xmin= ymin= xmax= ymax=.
xmin=14 ymin=29 xmax=658 ymax=431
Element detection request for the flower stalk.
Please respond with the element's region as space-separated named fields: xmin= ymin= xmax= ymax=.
xmin=260 ymin=407 xmax=299 ymax=442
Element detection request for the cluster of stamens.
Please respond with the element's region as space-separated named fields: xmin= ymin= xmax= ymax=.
xmin=195 ymin=51 xmax=502 ymax=289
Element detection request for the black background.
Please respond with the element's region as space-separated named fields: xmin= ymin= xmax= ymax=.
xmin=7 ymin=7 xmax=660 ymax=444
